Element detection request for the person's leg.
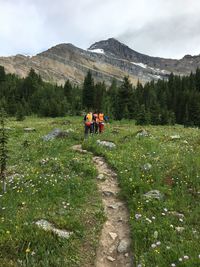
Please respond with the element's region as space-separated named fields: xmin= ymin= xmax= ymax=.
xmin=84 ymin=125 xmax=89 ymax=138
xmin=101 ymin=123 xmax=104 ymax=132
xmin=90 ymin=123 xmax=93 ymax=134
xmin=99 ymin=123 xmax=102 ymax=133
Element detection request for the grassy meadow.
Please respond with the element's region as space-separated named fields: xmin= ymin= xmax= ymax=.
xmin=0 ymin=116 xmax=104 ymax=267
xmin=0 ymin=116 xmax=200 ymax=267
xmin=83 ymin=120 xmax=200 ymax=267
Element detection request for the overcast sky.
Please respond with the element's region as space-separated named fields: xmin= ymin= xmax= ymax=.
xmin=0 ymin=0 xmax=200 ymax=59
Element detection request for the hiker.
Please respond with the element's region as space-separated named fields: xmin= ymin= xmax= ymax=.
xmin=98 ymin=112 xmax=104 ymax=133
xmin=93 ymin=112 xmax=99 ymax=133
xmin=84 ymin=111 xmax=93 ymax=138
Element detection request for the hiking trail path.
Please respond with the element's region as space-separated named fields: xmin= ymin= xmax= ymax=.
xmin=72 ymin=144 xmax=133 ymax=267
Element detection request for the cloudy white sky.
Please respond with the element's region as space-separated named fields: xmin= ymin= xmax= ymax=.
xmin=0 ymin=0 xmax=200 ymax=58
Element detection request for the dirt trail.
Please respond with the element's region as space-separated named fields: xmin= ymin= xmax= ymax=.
xmin=72 ymin=145 xmax=133 ymax=267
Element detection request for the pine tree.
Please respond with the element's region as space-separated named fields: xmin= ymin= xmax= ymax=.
xmin=0 ymin=66 xmax=6 ymax=82
xmin=0 ymin=109 xmax=9 ymax=193
xmin=82 ymin=71 xmax=95 ymax=110
xmin=117 ymin=76 xmax=132 ymax=120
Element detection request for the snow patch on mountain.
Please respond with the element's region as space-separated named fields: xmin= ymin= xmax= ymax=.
xmin=132 ymin=62 xmax=147 ymax=68
xmin=88 ymin=48 xmax=105 ymax=54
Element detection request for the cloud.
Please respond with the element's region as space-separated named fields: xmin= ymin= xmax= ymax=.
xmin=0 ymin=0 xmax=200 ymax=58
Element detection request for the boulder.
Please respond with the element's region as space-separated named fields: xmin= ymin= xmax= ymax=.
xmin=97 ymin=140 xmax=116 ymax=149
xmin=136 ymin=129 xmax=150 ymax=138
xmin=143 ymin=190 xmax=163 ymax=200
xmin=42 ymin=128 xmax=68 ymax=141
xmin=35 ymin=219 xmax=73 ymax=239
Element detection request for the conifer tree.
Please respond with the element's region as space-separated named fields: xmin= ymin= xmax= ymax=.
xmin=0 ymin=109 xmax=9 ymax=193
xmin=82 ymin=71 xmax=95 ymax=110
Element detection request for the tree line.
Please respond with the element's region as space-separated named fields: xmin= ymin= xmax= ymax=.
xmin=0 ymin=65 xmax=200 ymax=126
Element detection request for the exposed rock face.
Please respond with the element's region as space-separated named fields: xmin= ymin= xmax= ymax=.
xmin=0 ymin=38 xmax=200 ymax=86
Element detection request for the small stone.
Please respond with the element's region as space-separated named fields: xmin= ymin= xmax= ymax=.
xmin=97 ymin=174 xmax=105 ymax=180
xmin=125 ymin=253 xmax=129 ymax=257
xmin=108 ymin=245 xmax=116 ymax=254
xmin=24 ymin=127 xmax=36 ymax=132
xmin=107 ymin=256 xmax=116 ymax=262
xmin=170 ymin=135 xmax=180 ymax=140
xmin=118 ymin=217 xmax=123 ymax=222
xmin=108 ymin=203 xmax=122 ymax=209
xmin=109 ymin=232 xmax=118 ymax=240
xmin=169 ymin=211 xmax=185 ymax=218
xmin=175 ymin=226 xmax=185 ymax=233
xmin=103 ymin=191 xmax=114 ymax=197
xmin=117 ymin=239 xmax=130 ymax=253
xmin=141 ymin=163 xmax=152 ymax=171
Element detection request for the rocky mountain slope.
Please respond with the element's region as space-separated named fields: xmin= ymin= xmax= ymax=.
xmin=0 ymin=38 xmax=200 ymax=86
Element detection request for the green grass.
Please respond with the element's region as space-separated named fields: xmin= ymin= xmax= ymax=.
xmin=1 ymin=117 xmax=200 ymax=267
xmin=0 ymin=116 xmax=104 ymax=267
xmin=83 ymin=121 xmax=200 ymax=267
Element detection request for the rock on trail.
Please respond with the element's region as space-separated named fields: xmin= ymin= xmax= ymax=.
xmin=72 ymin=145 xmax=133 ymax=267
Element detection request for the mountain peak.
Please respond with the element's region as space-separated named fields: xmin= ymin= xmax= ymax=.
xmin=88 ymin=37 xmax=128 ymax=51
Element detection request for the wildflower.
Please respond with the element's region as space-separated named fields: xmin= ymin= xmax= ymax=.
xmin=6 ymin=230 xmax=10 ymax=234
xmin=152 ymin=216 xmax=156 ymax=220
xmin=198 ymin=255 xmax=200 ymax=259
xmin=164 ymin=208 xmax=168 ymax=212
xmin=151 ymin=243 xmax=157 ymax=248
xmin=171 ymin=263 xmax=176 ymax=267
xmin=179 ymin=218 xmax=183 ymax=222
xmin=26 ymin=248 xmax=31 ymax=253
xmin=183 ymin=255 xmax=189 ymax=260
xmin=156 ymin=241 xmax=161 ymax=246
xmin=166 ymin=246 xmax=171 ymax=250
xmin=161 ymin=213 xmax=166 ymax=216
xmin=135 ymin=213 xmax=142 ymax=220
xmin=178 ymin=258 xmax=183 ymax=262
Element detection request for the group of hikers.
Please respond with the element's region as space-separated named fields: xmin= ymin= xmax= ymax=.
xmin=84 ymin=111 xmax=107 ymax=138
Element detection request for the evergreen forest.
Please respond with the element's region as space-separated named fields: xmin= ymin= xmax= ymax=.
xmin=0 ymin=65 xmax=200 ymax=126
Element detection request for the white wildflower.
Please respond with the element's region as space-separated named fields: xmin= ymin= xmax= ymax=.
xmin=135 ymin=214 xmax=142 ymax=220
xmin=146 ymin=218 xmax=152 ymax=223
